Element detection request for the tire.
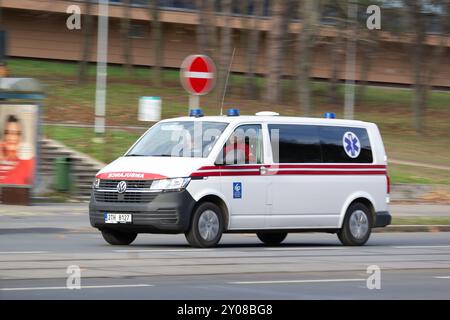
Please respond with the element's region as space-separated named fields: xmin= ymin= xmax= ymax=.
xmin=256 ymin=232 xmax=288 ymax=246
xmin=185 ymin=202 xmax=224 ymax=248
xmin=101 ymin=229 xmax=137 ymax=245
xmin=338 ymin=203 xmax=373 ymax=246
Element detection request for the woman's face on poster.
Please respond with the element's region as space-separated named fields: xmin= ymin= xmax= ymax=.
xmin=4 ymin=121 xmax=21 ymax=153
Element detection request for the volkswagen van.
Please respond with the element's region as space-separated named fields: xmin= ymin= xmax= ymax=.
xmin=89 ymin=110 xmax=391 ymax=247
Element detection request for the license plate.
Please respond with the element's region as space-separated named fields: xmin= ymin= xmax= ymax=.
xmin=104 ymin=213 xmax=132 ymax=224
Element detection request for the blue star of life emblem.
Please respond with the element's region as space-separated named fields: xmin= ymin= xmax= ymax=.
xmin=342 ymin=131 xmax=360 ymax=158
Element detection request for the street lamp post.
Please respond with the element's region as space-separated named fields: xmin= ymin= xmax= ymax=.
xmin=94 ymin=0 xmax=109 ymax=135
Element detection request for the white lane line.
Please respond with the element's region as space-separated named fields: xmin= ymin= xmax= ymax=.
xmin=392 ymin=246 xmax=450 ymax=249
xmin=265 ymin=247 xmax=344 ymax=251
xmin=113 ymin=249 xmax=214 ymax=253
xmin=0 ymin=251 xmax=49 ymax=254
xmin=230 ymin=279 xmax=365 ymax=285
xmin=434 ymin=276 xmax=450 ymax=279
xmin=0 ymin=284 xmax=153 ymax=291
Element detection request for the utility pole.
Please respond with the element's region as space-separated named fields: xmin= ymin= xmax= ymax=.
xmin=344 ymin=1 xmax=357 ymax=120
xmin=94 ymin=0 xmax=109 ymax=135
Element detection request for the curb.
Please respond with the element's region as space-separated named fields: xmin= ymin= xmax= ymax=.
xmin=374 ymin=225 xmax=450 ymax=233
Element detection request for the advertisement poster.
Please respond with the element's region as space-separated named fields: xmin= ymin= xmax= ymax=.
xmin=0 ymin=104 xmax=38 ymax=186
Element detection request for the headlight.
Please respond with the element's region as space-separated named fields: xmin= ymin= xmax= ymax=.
xmin=93 ymin=178 xmax=101 ymax=189
xmin=150 ymin=177 xmax=191 ymax=192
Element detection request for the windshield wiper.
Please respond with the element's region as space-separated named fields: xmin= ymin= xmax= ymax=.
xmin=125 ymin=154 xmax=144 ymax=157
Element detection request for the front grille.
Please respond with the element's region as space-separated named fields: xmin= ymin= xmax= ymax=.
xmin=99 ymin=179 xmax=153 ymax=189
xmin=94 ymin=191 xmax=157 ymax=203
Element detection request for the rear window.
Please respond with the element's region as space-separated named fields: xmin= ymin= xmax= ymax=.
xmin=268 ymin=124 xmax=373 ymax=163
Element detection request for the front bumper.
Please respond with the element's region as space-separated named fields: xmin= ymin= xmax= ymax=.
xmin=374 ymin=211 xmax=392 ymax=228
xmin=89 ymin=189 xmax=197 ymax=233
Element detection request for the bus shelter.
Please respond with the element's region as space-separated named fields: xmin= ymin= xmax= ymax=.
xmin=0 ymin=78 xmax=43 ymax=205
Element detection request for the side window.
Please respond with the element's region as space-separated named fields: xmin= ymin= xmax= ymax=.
xmin=268 ymin=124 xmax=322 ymax=163
xmin=319 ymin=126 xmax=373 ymax=163
xmin=217 ymin=124 xmax=263 ymax=165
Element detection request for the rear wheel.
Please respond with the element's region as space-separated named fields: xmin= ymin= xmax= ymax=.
xmin=338 ymin=203 xmax=372 ymax=246
xmin=185 ymin=202 xmax=224 ymax=248
xmin=256 ymin=232 xmax=288 ymax=246
xmin=101 ymin=229 xmax=137 ymax=245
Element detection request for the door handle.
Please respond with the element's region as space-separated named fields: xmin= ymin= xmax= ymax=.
xmin=259 ymin=166 xmax=268 ymax=175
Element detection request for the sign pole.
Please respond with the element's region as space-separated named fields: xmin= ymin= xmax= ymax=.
xmin=189 ymin=94 xmax=199 ymax=113
xmin=94 ymin=0 xmax=109 ymax=135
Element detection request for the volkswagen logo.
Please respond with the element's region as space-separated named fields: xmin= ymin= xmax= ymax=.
xmin=117 ymin=181 xmax=127 ymax=194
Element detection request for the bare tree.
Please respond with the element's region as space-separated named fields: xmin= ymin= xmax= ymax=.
xmin=121 ymin=0 xmax=133 ymax=74
xmin=149 ymin=0 xmax=162 ymax=87
xmin=403 ymin=0 xmax=449 ymax=134
xmin=298 ymin=0 xmax=320 ymax=115
xmin=325 ymin=1 xmax=346 ymax=105
xmin=265 ymin=0 xmax=285 ymax=104
xmin=196 ymin=0 xmax=217 ymax=60
xmin=78 ymin=0 xmax=94 ymax=84
xmin=245 ymin=0 xmax=264 ymax=99
xmin=218 ymin=0 xmax=233 ymax=104
xmin=356 ymin=0 xmax=381 ymax=102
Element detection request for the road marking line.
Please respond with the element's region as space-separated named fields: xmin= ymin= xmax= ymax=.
xmin=0 ymin=284 xmax=153 ymax=291
xmin=434 ymin=276 xmax=450 ymax=279
xmin=0 ymin=251 xmax=49 ymax=254
xmin=265 ymin=247 xmax=344 ymax=251
xmin=230 ymin=279 xmax=365 ymax=285
xmin=113 ymin=249 xmax=214 ymax=253
xmin=392 ymin=246 xmax=450 ymax=249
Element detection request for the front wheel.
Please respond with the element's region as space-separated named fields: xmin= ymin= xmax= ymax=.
xmin=185 ymin=202 xmax=224 ymax=248
xmin=338 ymin=203 xmax=372 ymax=246
xmin=101 ymin=229 xmax=137 ymax=245
xmin=256 ymin=232 xmax=288 ymax=246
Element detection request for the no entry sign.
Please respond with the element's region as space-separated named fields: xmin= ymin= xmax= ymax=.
xmin=180 ymin=55 xmax=216 ymax=96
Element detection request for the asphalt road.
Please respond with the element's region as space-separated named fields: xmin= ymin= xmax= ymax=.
xmin=1 ymin=225 xmax=450 ymax=299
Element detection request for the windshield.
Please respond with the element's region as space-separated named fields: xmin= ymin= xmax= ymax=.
xmin=126 ymin=121 xmax=228 ymax=158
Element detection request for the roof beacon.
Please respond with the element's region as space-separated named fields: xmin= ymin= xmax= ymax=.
xmin=324 ymin=112 xmax=336 ymax=119
xmin=227 ymin=108 xmax=240 ymax=117
xmin=189 ymin=108 xmax=204 ymax=117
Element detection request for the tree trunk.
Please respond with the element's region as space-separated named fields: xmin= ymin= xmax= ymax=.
xmin=196 ymin=0 xmax=207 ymax=53
xmin=328 ymin=17 xmax=345 ymax=105
xmin=149 ymin=0 xmax=162 ymax=87
xmin=245 ymin=0 xmax=263 ymax=99
xmin=265 ymin=0 xmax=284 ymax=104
xmin=121 ymin=0 xmax=132 ymax=74
xmin=218 ymin=0 xmax=233 ymax=106
xmin=78 ymin=0 xmax=93 ymax=84
xmin=298 ymin=0 xmax=319 ymax=116
xmin=407 ymin=0 xmax=427 ymax=135
xmin=357 ymin=36 xmax=378 ymax=103
xmin=196 ymin=0 xmax=217 ymax=60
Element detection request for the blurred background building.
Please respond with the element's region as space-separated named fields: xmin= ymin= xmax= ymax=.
xmin=1 ymin=0 xmax=449 ymax=88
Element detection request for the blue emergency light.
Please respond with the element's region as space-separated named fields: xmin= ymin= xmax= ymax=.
xmin=189 ymin=108 xmax=204 ymax=117
xmin=227 ymin=108 xmax=240 ymax=117
xmin=324 ymin=112 xmax=336 ymax=119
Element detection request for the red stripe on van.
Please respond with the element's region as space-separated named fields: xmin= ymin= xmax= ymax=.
xmin=191 ymin=170 xmax=387 ymax=177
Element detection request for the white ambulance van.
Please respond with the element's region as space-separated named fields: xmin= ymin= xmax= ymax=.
xmin=89 ymin=109 xmax=391 ymax=248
